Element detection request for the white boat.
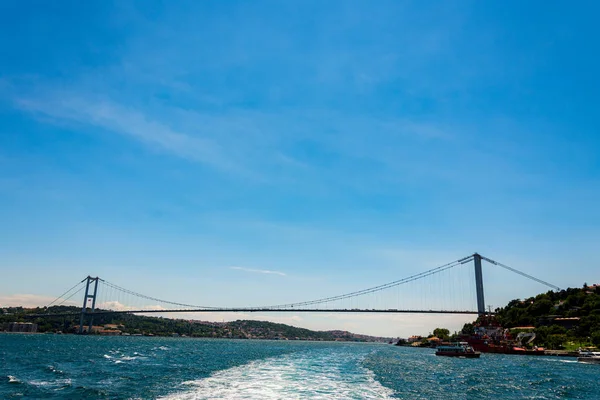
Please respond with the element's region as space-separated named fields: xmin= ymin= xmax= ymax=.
xmin=435 ymin=342 xmax=481 ymax=358
xmin=577 ymin=350 xmax=600 ymax=364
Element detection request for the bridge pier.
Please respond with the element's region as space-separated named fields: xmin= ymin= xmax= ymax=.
xmin=78 ymin=276 xmax=99 ymax=334
xmin=473 ymin=253 xmax=486 ymax=315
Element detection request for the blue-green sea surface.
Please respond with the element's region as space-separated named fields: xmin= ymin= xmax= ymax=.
xmin=1 ymin=334 xmax=597 ymax=399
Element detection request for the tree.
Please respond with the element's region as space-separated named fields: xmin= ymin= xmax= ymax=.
xmin=546 ymin=334 xmax=567 ymax=350
xmin=530 ymin=299 xmax=553 ymax=316
xmin=461 ymin=323 xmax=475 ymax=335
xmin=433 ymin=328 xmax=450 ymax=340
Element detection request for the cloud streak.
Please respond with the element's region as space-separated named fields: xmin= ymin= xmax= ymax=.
xmin=230 ymin=266 xmax=287 ymax=276
xmin=0 ymin=294 xmax=76 ymax=308
xmin=8 ymin=82 xmax=472 ymax=203
xmin=96 ymin=301 xmax=167 ymax=312
xmin=15 ymin=95 xmax=240 ymax=173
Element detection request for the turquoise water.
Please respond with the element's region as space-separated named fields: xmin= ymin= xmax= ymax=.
xmin=1 ymin=334 xmax=597 ymax=399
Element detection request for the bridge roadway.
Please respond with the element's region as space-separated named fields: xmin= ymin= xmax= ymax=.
xmin=28 ymin=308 xmax=486 ymax=318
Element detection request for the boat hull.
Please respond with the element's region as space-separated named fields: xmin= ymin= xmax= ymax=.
xmin=465 ymin=338 xmax=546 ymax=355
xmin=435 ymin=351 xmax=480 ymax=358
xmin=578 ymin=357 xmax=600 ymax=364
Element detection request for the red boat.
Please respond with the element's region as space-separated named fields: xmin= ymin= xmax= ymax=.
xmin=465 ymin=337 xmax=546 ymax=355
xmin=461 ymin=316 xmax=546 ymax=356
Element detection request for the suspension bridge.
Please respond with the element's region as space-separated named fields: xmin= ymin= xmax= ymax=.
xmin=33 ymin=253 xmax=561 ymax=334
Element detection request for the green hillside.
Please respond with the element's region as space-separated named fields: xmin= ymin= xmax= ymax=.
xmin=473 ymin=284 xmax=600 ymax=349
xmin=0 ymin=306 xmax=387 ymax=342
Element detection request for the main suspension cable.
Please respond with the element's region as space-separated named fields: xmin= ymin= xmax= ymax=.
xmin=45 ymin=278 xmax=87 ymax=308
xmin=481 ymin=255 xmax=561 ymax=291
xmin=100 ymin=279 xmax=220 ymax=310
xmin=264 ymin=255 xmax=475 ymax=309
xmin=56 ymin=285 xmax=86 ymax=306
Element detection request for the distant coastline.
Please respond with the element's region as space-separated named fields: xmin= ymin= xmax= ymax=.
xmin=1 ymin=306 xmax=392 ymax=343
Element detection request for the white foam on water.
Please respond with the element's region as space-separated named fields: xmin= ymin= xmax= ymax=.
xmin=542 ymin=358 xmax=578 ymax=364
xmin=45 ymin=365 xmax=66 ymax=376
xmin=28 ymin=378 xmax=72 ymax=388
xmin=159 ymin=350 xmax=394 ymax=400
xmin=105 ymin=352 xmax=146 ymax=363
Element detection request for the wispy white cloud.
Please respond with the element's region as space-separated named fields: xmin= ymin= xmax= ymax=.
xmin=230 ymin=266 xmax=287 ymax=276
xmin=96 ymin=301 xmax=166 ymax=312
xmin=8 ymin=83 xmax=471 ymax=203
xmin=15 ymin=95 xmax=241 ymax=174
xmin=0 ymin=294 xmax=76 ymax=308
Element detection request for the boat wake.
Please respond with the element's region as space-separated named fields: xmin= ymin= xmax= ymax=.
xmin=103 ymin=350 xmax=147 ymax=363
xmin=159 ymin=349 xmax=394 ymax=399
xmin=542 ymin=358 xmax=578 ymax=364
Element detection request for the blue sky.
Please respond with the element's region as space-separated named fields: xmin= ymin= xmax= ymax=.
xmin=1 ymin=1 xmax=599 ymax=336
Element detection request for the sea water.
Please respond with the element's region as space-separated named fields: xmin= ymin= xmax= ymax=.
xmin=0 ymin=333 xmax=597 ymax=399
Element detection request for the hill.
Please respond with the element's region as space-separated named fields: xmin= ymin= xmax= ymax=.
xmin=465 ymin=283 xmax=600 ymax=349
xmin=0 ymin=306 xmax=390 ymax=342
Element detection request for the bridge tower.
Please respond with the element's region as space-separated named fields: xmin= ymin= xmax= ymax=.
xmin=473 ymin=253 xmax=486 ymax=315
xmin=78 ymin=276 xmax=99 ymax=334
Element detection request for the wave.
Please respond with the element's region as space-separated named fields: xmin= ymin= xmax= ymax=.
xmin=104 ymin=353 xmax=147 ymax=363
xmin=542 ymin=358 xmax=578 ymax=364
xmin=28 ymin=378 xmax=72 ymax=388
xmin=159 ymin=349 xmax=394 ymax=399
xmin=120 ymin=355 xmax=145 ymax=361
xmin=46 ymin=365 xmax=65 ymax=375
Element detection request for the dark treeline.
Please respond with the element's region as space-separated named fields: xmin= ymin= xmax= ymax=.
xmin=0 ymin=306 xmax=382 ymax=342
xmin=461 ymin=284 xmax=600 ymax=349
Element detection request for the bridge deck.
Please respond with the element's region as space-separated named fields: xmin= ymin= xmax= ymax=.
xmin=26 ymin=308 xmax=485 ymax=318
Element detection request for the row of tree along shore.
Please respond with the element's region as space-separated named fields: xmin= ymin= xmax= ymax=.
xmin=0 ymin=306 xmax=391 ymax=342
